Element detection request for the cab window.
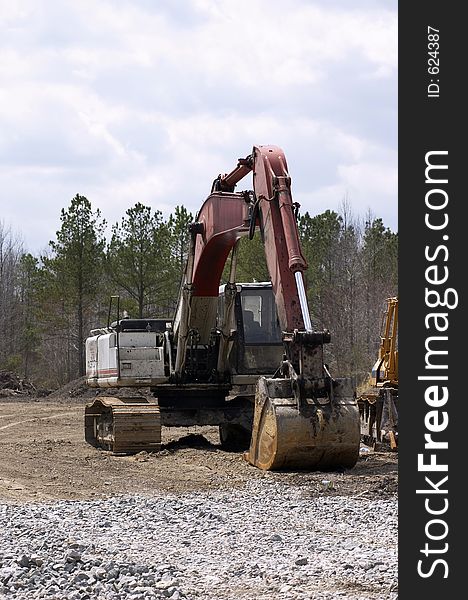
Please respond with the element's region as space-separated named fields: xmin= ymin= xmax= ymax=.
xmin=241 ymin=290 xmax=282 ymax=344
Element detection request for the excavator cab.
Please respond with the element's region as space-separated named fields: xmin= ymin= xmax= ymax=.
xmin=219 ymin=283 xmax=284 ymax=376
xmin=238 ymin=284 xmax=282 ymax=345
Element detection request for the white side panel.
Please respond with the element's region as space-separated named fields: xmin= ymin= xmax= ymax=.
xmin=86 ymin=330 xmax=167 ymax=387
xmin=119 ymin=347 xmax=165 ymax=378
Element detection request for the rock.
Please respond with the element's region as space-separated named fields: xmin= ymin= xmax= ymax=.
xmin=92 ymin=566 xmax=107 ymax=579
xmin=17 ymin=555 xmax=30 ymax=567
xmin=67 ymin=542 xmax=82 ymax=549
xmin=65 ymin=549 xmax=82 ymax=562
xmin=155 ymin=578 xmax=177 ymax=590
xmin=30 ymin=555 xmax=44 ymax=567
xmin=0 ymin=480 xmax=397 ymax=600
xmin=73 ymin=570 xmax=89 ymax=583
xmin=0 ymin=566 xmax=21 ymax=582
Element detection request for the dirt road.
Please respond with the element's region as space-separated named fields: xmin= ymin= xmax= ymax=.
xmin=0 ymin=397 xmax=397 ymax=503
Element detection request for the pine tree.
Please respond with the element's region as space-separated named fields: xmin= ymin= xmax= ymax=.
xmin=107 ymin=203 xmax=171 ymax=318
xmin=44 ymin=195 xmax=106 ymax=377
xmin=168 ymin=205 xmax=193 ymax=280
xmin=361 ymin=216 xmax=398 ymax=361
xmin=16 ymin=253 xmax=41 ymax=378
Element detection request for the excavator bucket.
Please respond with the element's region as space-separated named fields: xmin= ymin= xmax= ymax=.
xmin=245 ymin=377 xmax=360 ymax=470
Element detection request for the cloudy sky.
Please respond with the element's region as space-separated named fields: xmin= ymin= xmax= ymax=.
xmin=0 ymin=0 xmax=397 ymax=253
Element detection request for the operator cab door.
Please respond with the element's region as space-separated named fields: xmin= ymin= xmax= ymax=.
xmin=233 ymin=284 xmax=283 ymax=375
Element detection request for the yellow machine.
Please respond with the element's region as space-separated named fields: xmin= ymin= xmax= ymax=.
xmin=359 ymin=296 xmax=398 ymax=449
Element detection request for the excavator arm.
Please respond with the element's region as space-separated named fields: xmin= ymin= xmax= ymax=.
xmin=174 ymin=145 xmax=360 ymax=469
xmin=173 ymin=146 xmax=308 ymax=373
xmin=199 ymin=145 xmax=309 ymax=331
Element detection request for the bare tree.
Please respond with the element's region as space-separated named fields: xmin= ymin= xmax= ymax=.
xmin=0 ymin=222 xmax=24 ymax=370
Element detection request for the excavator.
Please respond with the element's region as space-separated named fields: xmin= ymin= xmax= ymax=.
xmin=84 ymin=145 xmax=360 ymax=470
xmin=359 ymin=296 xmax=398 ymax=449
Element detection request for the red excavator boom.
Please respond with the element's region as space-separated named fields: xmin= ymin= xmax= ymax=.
xmin=173 ymin=145 xmax=360 ymax=469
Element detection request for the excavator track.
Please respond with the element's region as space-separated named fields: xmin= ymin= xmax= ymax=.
xmin=245 ymin=376 xmax=360 ymax=470
xmin=84 ymin=397 xmax=161 ymax=454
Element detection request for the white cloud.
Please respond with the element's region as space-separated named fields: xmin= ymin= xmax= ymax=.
xmin=0 ymin=0 xmax=397 ymax=251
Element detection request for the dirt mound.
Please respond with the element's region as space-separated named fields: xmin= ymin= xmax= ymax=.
xmin=162 ymin=433 xmax=218 ymax=452
xmin=47 ymin=376 xmax=98 ymax=399
xmin=47 ymin=376 xmax=153 ymax=401
xmin=0 ymin=370 xmax=37 ymax=397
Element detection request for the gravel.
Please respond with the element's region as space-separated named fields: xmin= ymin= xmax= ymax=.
xmin=0 ymin=480 xmax=397 ymax=600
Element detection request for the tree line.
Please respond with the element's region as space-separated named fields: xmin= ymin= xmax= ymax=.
xmin=0 ymin=195 xmax=397 ymax=388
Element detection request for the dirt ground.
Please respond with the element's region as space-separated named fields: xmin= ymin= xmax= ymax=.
xmin=0 ymin=397 xmax=397 ymax=503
